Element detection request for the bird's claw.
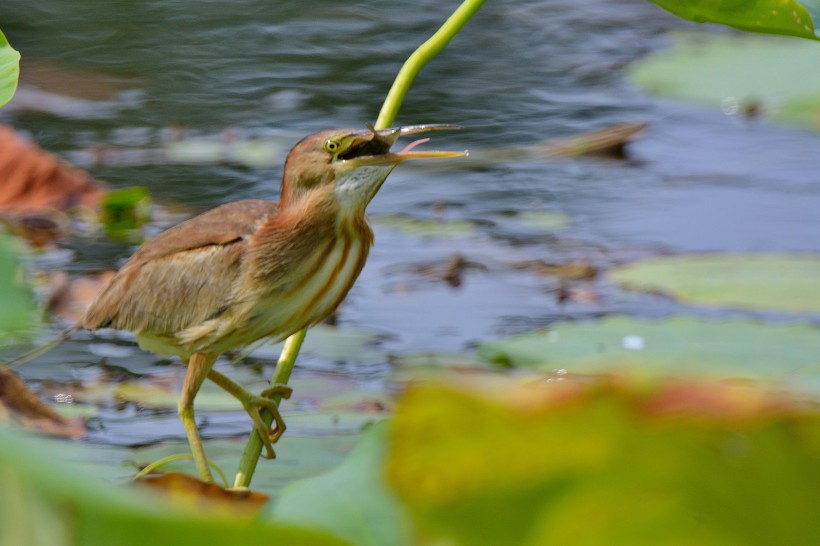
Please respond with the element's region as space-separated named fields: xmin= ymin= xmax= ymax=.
xmin=242 ymin=383 xmax=292 ymax=459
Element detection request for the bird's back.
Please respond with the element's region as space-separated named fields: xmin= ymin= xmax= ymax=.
xmin=82 ymin=200 xmax=278 ymax=341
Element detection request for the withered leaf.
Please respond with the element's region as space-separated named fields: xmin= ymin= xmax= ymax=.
xmin=137 ymin=472 xmax=269 ymax=517
xmin=0 ymin=368 xmax=85 ymax=438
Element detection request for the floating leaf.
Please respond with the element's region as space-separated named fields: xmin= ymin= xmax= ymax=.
xmin=515 ymin=211 xmax=569 ymax=231
xmin=629 ymin=31 xmax=820 ymax=129
xmin=114 ymin=379 xmax=240 ymax=411
xmin=100 ymin=186 xmax=151 ymax=240
xmin=165 ymin=138 xmax=281 ymax=168
xmin=478 ymin=315 xmax=820 ymax=394
xmin=0 ymin=30 xmax=20 ymax=107
xmin=387 ymin=379 xmax=820 ymax=545
xmin=249 ymin=324 xmax=388 ymax=364
xmin=649 ymin=0 xmax=819 ymax=40
xmin=390 ymin=351 xmax=487 ymax=369
xmin=371 ymin=214 xmax=477 ymax=237
xmin=610 ymin=253 xmax=820 ymax=314
xmin=269 ymin=421 xmax=411 ymax=546
xmin=134 ymin=435 xmax=358 ymax=495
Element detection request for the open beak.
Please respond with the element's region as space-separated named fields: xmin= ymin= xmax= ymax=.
xmin=336 ymin=124 xmax=468 ymax=168
xmin=332 ymin=124 xmax=467 ymax=209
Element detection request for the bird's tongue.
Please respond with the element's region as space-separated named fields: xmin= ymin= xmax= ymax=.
xmin=398 ymin=137 xmax=431 ymax=153
xmin=389 ymin=137 xmax=466 ymax=161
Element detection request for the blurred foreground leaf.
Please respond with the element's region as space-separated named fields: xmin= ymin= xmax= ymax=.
xmin=0 ymin=426 xmax=350 ymax=546
xmin=611 ymin=253 xmax=820 ymax=314
xmin=269 ymin=422 xmax=411 ymax=546
xmin=649 ymin=0 xmax=819 ymax=40
xmin=0 ymin=30 xmax=19 ymax=107
xmin=0 ymin=235 xmax=37 ymax=340
xmin=629 ymin=31 xmax=820 ymax=129
xmin=478 ymin=316 xmax=820 ymax=395
xmin=387 ymin=380 xmax=820 ymax=545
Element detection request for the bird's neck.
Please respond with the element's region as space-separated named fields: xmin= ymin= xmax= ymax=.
xmin=280 ymin=185 xmax=371 ymax=238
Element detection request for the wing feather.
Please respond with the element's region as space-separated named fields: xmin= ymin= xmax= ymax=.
xmin=83 ymin=200 xmax=278 ymax=335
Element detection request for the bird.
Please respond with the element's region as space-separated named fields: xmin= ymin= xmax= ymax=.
xmin=80 ymin=125 xmax=465 ymax=482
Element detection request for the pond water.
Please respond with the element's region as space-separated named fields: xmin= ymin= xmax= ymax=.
xmin=2 ymin=0 xmax=819 ymax=472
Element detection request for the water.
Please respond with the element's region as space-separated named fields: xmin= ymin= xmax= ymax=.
xmin=2 ymin=0 xmax=819 ymax=450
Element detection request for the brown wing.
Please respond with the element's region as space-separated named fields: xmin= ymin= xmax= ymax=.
xmin=82 ymin=199 xmax=279 ymax=335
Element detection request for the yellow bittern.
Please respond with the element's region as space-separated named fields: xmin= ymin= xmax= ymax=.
xmin=81 ymin=125 xmax=464 ymax=481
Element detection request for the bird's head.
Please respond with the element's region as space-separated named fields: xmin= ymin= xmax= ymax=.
xmin=280 ymin=125 xmax=466 ymax=212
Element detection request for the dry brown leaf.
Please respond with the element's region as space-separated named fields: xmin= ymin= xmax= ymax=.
xmin=513 ymin=259 xmax=598 ymax=280
xmin=0 ymin=210 xmax=73 ymax=247
xmin=0 ymin=124 xmax=106 ymax=214
xmin=19 ymin=58 xmax=127 ymax=101
xmin=534 ymin=122 xmax=648 ymax=158
xmin=556 ymin=281 xmax=601 ymax=305
xmin=401 ymin=253 xmax=488 ymax=288
xmin=0 ymin=368 xmax=86 ymax=438
xmin=44 ymin=270 xmax=117 ymax=323
xmin=641 ymin=379 xmax=812 ymax=423
xmin=136 ymin=472 xmax=269 ymax=517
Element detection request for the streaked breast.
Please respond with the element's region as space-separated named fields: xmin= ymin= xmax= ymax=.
xmin=220 ymin=218 xmax=371 ymax=349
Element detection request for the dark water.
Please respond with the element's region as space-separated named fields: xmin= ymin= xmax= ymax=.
xmin=3 ymin=0 xmax=819 ymax=450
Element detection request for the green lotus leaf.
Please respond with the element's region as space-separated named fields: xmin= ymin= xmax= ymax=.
xmin=268 ymin=421 xmax=411 ymax=546
xmin=0 ymin=30 xmax=20 ymax=107
xmin=610 ymin=253 xmax=820 ymax=314
xmin=478 ymin=315 xmax=820 ymax=395
xmin=649 ymin=0 xmax=819 ymax=40
xmin=629 ymin=31 xmax=820 ymax=129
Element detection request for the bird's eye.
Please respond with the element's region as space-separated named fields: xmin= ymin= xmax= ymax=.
xmin=324 ymin=139 xmax=341 ymax=153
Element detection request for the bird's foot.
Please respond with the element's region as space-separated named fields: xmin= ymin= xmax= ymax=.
xmin=239 ymin=384 xmax=292 ymax=459
xmin=206 ymin=369 xmax=292 ymax=460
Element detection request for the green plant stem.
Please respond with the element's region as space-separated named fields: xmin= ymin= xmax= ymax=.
xmin=135 ymin=453 xmax=228 ymax=488
xmin=233 ymin=0 xmax=484 ymax=488
xmin=233 ymin=328 xmax=306 ymax=488
xmin=375 ymin=0 xmax=486 ymax=129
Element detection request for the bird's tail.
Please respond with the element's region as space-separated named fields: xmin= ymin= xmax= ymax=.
xmin=2 ymin=326 xmax=79 ymax=369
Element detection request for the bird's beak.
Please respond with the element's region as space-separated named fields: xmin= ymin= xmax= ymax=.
xmin=334 ymin=124 xmax=467 ymax=168
xmin=332 ymin=124 xmax=466 ymax=209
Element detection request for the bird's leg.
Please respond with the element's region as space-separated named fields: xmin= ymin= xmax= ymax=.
xmin=179 ymin=352 xmax=218 ymax=482
xmin=207 ymin=369 xmax=292 ymax=459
